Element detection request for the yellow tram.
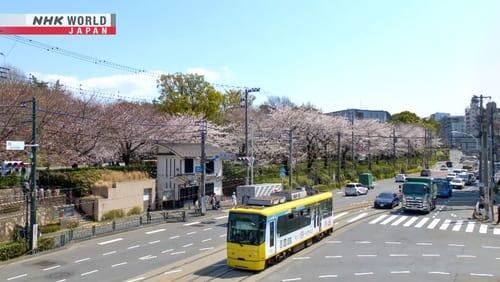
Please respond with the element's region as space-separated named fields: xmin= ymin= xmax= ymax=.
xmin=226 ymin=191 xmax=334 ymax=271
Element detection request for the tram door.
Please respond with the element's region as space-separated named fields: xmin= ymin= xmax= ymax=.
xmin=267 ymin=219 xmax=277 ymax=256
xmin=314 ymin=206 xmax=322 ymax=231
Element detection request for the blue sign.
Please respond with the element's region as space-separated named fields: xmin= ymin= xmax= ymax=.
xmin=195 ymin=165 xmax=203 ymax=173
xmin=279 ymin=167 xmax=286 ymax=178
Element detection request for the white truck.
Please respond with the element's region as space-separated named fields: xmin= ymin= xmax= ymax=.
xmin=236 ymin=183 xmax=283 ymax=205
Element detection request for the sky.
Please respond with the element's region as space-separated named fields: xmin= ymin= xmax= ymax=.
xmin=0 ymin=0 xmax=499 ymax=117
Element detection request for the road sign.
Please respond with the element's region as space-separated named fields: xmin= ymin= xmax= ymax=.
xmin=279 ymin=167 xmax=286 ymax=178
xmin=6 ymin=141 xmax=25 ymax=150
xmin=195 ymin=165 xmax=203 ymax=173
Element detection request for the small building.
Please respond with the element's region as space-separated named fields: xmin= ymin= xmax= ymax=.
xmin=155 ymin=143 xmax=223 ymax=208
xmin=326 ymin=108 xmax=391 ymax=123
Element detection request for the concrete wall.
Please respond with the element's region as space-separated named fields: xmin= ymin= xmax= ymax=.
xmin=0 ymin=204 xmax=60 ymax=241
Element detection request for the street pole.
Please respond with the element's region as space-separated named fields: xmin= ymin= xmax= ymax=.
xmin=392 ymin=127 xmax=397 ymax=170
xmin=199 ymin=120 xmax=207 ymax=215
xmin=487 ymin=102 xmax=497 ymax=220
xmin=336 ymin=132 xmax=341 ymax=183
xmin=407 ymin=139 xmax=410 ymax=172
xmin=250 ymin=126 xmax=254 ymax=185
xmin=367 ymin=134 xmax=371 ymax=171
xmin=244 ymin=89 xmax=249 ymax=186
xmin=288 ymin=130 xmax=293 ymax=191
xmin=351 ymin=113 xmax=355 ymax=172
xmin=29 ymin=97 xmax=38 ymax=253
xmin=422 ymin=130 xmax=427 ymax=168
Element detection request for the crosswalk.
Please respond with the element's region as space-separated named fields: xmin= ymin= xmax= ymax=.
xmin=367 ymin=214 xmax=500 ymax=236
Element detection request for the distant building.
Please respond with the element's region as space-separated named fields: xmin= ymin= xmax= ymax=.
xmin=326 ymin=109 xmax=391 ymax=123
xmin=440 ymin=115 xmax=478 ymax=152
xmin=465 ymin=96 xmax=481 ymax=138
xmin=430 ymin=112 xmax=450 ymax=121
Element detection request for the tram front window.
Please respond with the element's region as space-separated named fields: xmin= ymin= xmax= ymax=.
xmin=228 ymin=213 xmax=265 ymax=245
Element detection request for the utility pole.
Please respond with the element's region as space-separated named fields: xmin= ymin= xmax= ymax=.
xmin=250 ymin=126 xmax=254 ymax=185
xmin=487 ymin=101 xmax=497 ymax=220
xmin=336 ymin=132 xmax=341 ymax=183
xmin=477 ymin=95 xmax=492 ymax=220
xmin=288 ymin=129 xmax=293 ymax=191
xmin=244 ymin=88 xmax=260 ymax=186
xmin=199 ymin=120 xmax=207 ymax=215
xmin=392 ymin=127 xmax=397 ymax=169
xmin=367 ymin=134 xmax=371 ymax=171
xmin=428 ymin=131 xmax=433 ymax=168
xmin=407 ymin=139 xmax=411 ymax=172
xmin=351 ymin=112 xmax=355 ymax=172
xmin=422 ymin=130 xmax=427 ymax=168
xmin=29 ymin=97 xmax=38 ymax=253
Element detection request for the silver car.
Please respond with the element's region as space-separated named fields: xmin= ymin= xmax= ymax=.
xmin=345 ymin=183 xmax=368 ymax=196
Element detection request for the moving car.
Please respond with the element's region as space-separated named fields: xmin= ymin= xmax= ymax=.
xmin=446 ymin=161 xmax=453 ymax=168
xmin=446 ymin=173 xmax=456 ymax=181
xmin=395 ymin=173 xmax=406 ymax=182
xmin=344 ymin=183 xmax=368 ymax=196
xmin=450 ymin=178 xmax=465 ymax=189
xmin=374 ymin=192 xmax=400 ymax=209
xmin=440 ymin=165 xmax=448 ymax=171
xmin=420 ymin=169 xmax=431 ymax=177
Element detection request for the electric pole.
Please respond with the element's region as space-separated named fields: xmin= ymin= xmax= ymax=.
xmin=407 ymin=139 xmax=411 ymax=172
xmin=250 ymin=126 xmax=254 ymax=185
xmin=288 ymin=129 xmax=293 ymax=191
xmin=199 ymin=120 xmax=207 ymax=215
xmin=392 ymin=127 xmax=397 ymax=169
xmin=367 ymin=134 xmax=372 ymax=171
xmin=487 ymin=101 xmax=497 ymax=220
xmin=336 ymin=132 xmax=341 ymax=183
xmin=244 ymin=88 xmax=259 ymax=186
xmin=351 ymin=112 xmax=355 ymax=172
xmin=29 ymin=97 xmax=38 ymax=253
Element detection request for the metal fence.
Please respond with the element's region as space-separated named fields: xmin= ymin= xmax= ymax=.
xmin=45 ymin=210 xmax=186 ymax=249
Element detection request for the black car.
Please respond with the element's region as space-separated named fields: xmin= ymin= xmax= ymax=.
xmin=374 ymin=192 xmax=400 ymax=209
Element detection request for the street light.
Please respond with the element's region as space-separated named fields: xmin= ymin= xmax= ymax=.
xmin=244 ymin=87 xmax=260 ymax=185
xmin=451 ymin=131 xmax=479 ymax=152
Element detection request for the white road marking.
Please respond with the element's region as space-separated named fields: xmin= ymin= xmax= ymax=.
xmin=422 ymin=254 xmax=440 ymax=257
xmin=470 ymin=273 xmax=493 ymax=277
xmin=161 ymin=249 xmax=174 ymax=254
xmin=452 ymin=220 xmax=463 ymax=231
xmin=112 ymin=262 xmax=128 ymax=268
xmin=428 ymin=272 xmax=450 ymax=275
xmin=81 ymin=270 xmax=99 ymax=276
xmin=43 ymin=265 xmax=61 ymax=271
xmin=203 ymin=228 xmax=213 ymax=231
xmin=427 ymin=218 xmax=441 ymax=229
xmin=215 ymin=215 xmax=228 ymax=220
xmin=457 ymin=255 xmax=476 ymax=258
xmin=403 ymin=216 xmax=419 ymax=227
xmin=184 ymin=221 xmax=200 ymax=226
xmin=282 ymin=279 xmax=302 ymax=282
xmin=357 ymin=254 xmax=377 ymax=257
xmin=326 ymin=240 xmax=342 ymax=244
xmin=98 ymin=238 xmax=123 ymax=245
xmin=146 ymin=228 xmax=166 ymax=235
xmin=171 ymin=251 xmax=186 ymax=255
xmin=127 ymin=245 xmax=140 ymax=249
xmin=126 ymin=278 xmax=145 ymax=282
xmin=164 ymin=269 xmax=183 ymax=275
xmin=380 ymin=215 xmax=398 ymax=225
xmin=448 ymin=243 xmax=465 ymax=247
xmin=482 ymin=245 xmax=500 ymax=249
xmin=7 ymin=274 xmax=28 ymax=281
xmin=347 ymin=212 xmax=368 ymax=223
xmin=385 ymin=241 xmax=401 ymax=245
xmin=169 ymin=236 xmax=180 ymax=239
xmin=202 ymin=238 xmax=212 ymax=242
xmin=333 ymin=212 xmax=349 ymax=220
xmin=355 ymin=241 xmax=371 ymax=244
xmin=439 ymin=219 xmax=451 ymax=230
xmin=103 ymin=251 xmax=117 ymax=256
xmin=391 ymin=216 xmax=408 ymax=226
xmin=390 ymin=254 xmax=408 ymax=257
xmin=219 ymin=234 xmax=227 ymax=238
xmin=182 ymin=243 xmax=193 ymax=248
xmin=292 ymin=256 xmax=310 ymax=260
xmin=369 ymin=214 xmax=387 ymax=224
xmin=465 ymin=222 xmax=475 ymax=233
xmin=75 ymin=257 xmax=91 ymax=263
xmin=479 ymin=224 xmax=488 ymax=234
xmin=200 ymin=247 xmax=214 ymax=251
xmin=325 ymin=255 xmax=343 ymax=258
xmin=494 ymin=228 xmax=500 ymax=235
xmin=391 ymin=271 xmax=410 ymax=274
xmin=56 ymin=280 xmax=66 ymax=282
xmin=415 ymin=217 xmax=430 ymax=228
xmin=149 ymin=240 xmax=160 ymax=245
xmin=187 ymin=232 xmax=197 ymax=235
xmin=318 ymin=275 xmax=338 ymax=278
xmin=354 ymin=272 xmax=373 ymax=276
xmin=416 ymin=242 xmax=432 ymax=246
xmin=139 ymin=255 xmax=157 ymax=260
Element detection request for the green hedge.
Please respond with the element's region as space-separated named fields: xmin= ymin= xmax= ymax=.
xmin=102 ymin=209 xmax=125 ymax=221
xmin=0 ymin=241 xmax=26 ymax=261
xmin=37 ymin=237 xmax=55 ymax=252
xmin=127 ymin=206 xmax=142 ymax=216
xmin=40 ymin=223 xmax=61 ymax=234
xmin=0 ymin=174 xmax=21 ymax=189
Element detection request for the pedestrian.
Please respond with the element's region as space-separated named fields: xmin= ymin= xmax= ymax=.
xmin=497 ymin=204 xmax=500 ymax=224
xmin=232 ymin=192 xmax=237 ymax=207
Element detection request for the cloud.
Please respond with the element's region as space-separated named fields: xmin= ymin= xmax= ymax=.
xmin=185 ymin=66 xmax=233 ymax=82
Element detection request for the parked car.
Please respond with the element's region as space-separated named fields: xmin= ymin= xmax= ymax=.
xmin=450 ymin=178 xmax=465 ymax=189
xmin=420 ymin=169 xmax=431 ymax=177
xmin=440 ymin=165 xmax=448 ymax=171
xmin=395 ymin=173 xmax=406 ymax=182
xmin=374 ymin=192 xmax=400 ymax=209
xmin=446 ymin=173 xmax=457 ymax=181
xmin=344 ymin=183 xmax=368 ymax=196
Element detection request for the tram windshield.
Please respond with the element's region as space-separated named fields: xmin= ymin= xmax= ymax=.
xmin=228 ymin=212 xmax=265 ymax=245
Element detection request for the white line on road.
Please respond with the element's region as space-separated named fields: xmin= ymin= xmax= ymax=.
xmin=98 ymin=238 xmax=123 ymax=245
xmin=326 ymin=240 xmax=342 ymax=244
xmin=202 ymin=238 xmax=212 ymax=242
xmin=161 ymin=249 xmax=174 ymax=254
xmin=428 ymin=272 xmax=450 ymax=275
xmin=182 ymin=243 xmax=193 ymax=248
xmin=470 ymin=273 xmax=493 ymax=277
xmin=448 ymin=243 xmax=465 ymax=247
xmin=292 ymin=256 xmax=310 ymax=260
xmin=355 ymin=241 xmax=371 ymax=244
xmin=164 ymin=269 xmax=183 ymax=275
xmin=357 ymin=254 xmax=377 ymax=257
xmin=149 ymin=240 xmax=161 ymax=245
xmin=318 ymin=275 xmax=338 ymax=278
xmin=169 ymin=236 xmax=180 ymax=239
xmin=200 ymin=247 xmax=214 ymax=251
xmin=333 ymin=212 xmax=349 ymax=220
xmin=75 ymin=257 xmax=91 ymax=263
xmin=282 ymin=279 xmax=302 ymax=282
xmin=146 ymin=228 xmax=165 ymax=235
xmin=56 ymin=279 xmax=66 ymax=282
xmin=494 ymin=228 xmax=500 ymax=235
xmin=81 ymin=270 xmax=99 ymax=276
xmin=354 ymin=272 xmax=373 ymax=276
xmin=171 ymin=251 xmax=186 ymax=255
xmin=111 ymin=262 xmax=127 ymax=268
xmin=219 ymin=234 xmax=227 ymax=238
xmin=415 ymin=217 xmax=430 ymax=228
xmin=347 ymin=212 xmax=368 ymax=223
xmin=482 ymin=245 xmax=500 ymax=249
xmin=427 ymin=218 xmax=441 ymax=229
xmin=422 ymin=254 xmax=440 ymax=257
xmin=43 ymin=265 xmax=61 ymax=271
xmin=465 ymin=222 xmax=475 ymax=233
xmin=390 ymin=254 xmax=408 ymax=257
xmin=479 ymin=224 xmax=488 ymax=234
xmin=7 ymin=274 xmax=28 ymax=281
xmin=391 ymin=271 xmax=410 ymax=274
xmin=416 ymin=242 xmax=433 ymax=246
xmin=403 ymin=217 xmax=419 ymax=227
xmin=127 ymin=245 xmax=140 ymax=249
xmin=215 ymin=215 xmax=228 ymax=220
xmin=385 ymin=241 xmax=401 ymax=245
xmin=184 ymin=221 xmax=200 ymax=226
xmin=187 ymin=231 xmax=197 ymax=235
xmin=439 ymin=219 xmax=451 ymax=230
xmin=103 ymin=251 xmax=117 ymax=256
xmin=369 ymin=214 xmax=387 ymax=224
xmin=125 ymin=278 xmax=144 ymax=282
xmin=380 ymin=215 xmax=398 ymax=225
xmin=203 ymin=228 xmax=213 ymax=231
xmin=139 ymin=255 xmax=157 ymax=260
xmin=452 ymin=220 xmax=463 ymax=231
xmin=391 ymin=216 xmax=408 ymax=226
xmin=456 ymin=255 xmax=476 ymax=258
xmin=325 ymin=255 xmax=343 ymax=258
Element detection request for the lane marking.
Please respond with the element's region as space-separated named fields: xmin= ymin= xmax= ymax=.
xmin=465 ymin=222 xmax=475 ymax=233
xmin=75 ymin=257 xmax=91 ymax=263
xmin=161 ymin=249 xmax=174 ymax=254
xmin=415 ymin=217 xmax=430 ymax=228
xmin=200 ymin=247 xmax=214 ymax=251
xmin=369 ymin=214 xmax=387 ymax=224
xmin=470 ymin=273 xmax=493 ymax=277
xmin=380 ymin=215 xmax=398 ymax=225
xmin=319 ymin=275 xmax=338 ymax=278
xmin=391 ymin=271 xmax=410 ymax=274
xmin=127 ymin=245 xmax=140 ymax=249
xmin=422 ymin=254 xmax=440 ymax=257
xmin=482 ymin=246 xmax=500 ymax=249
xmin=448 ymin=243 xmax=465 ymax=247
xmin=169 ymin=236 xmax=180 ymax=239
xmin=182 ymin=243 xmax=193 ymax=248
xmin=219 ymin=234 xmax=227 ymax=238
xmin=282 ymin=279 xmax=302 ymax=282
xmin=184 ymin=221 xmax=200 ymax=226
xmin=164 ymin=269 xmax=183 ymax=275
xmin=354 ymin=272 xmax=373 ymax=276
xmin=390 ymin=254 xmax=408 ymax=257
xmin=494 ymin=228 xmax=500 ymax=235
xmin=325 ymin=255 xmax=343 ymax=258
xmin=139 ymin=255 xmax=157 ymax=260
xmin=326 ymin=240 xmax=342 ymax=244
xmin=479 ymin=224 xmax=488 ymax=234
xmin=43 ymin=265 xmax=61 ymax=271
xmin=146 ymin=228 xmax=165 ymax=235
xmin=171 ymin=251 xmax=186 ymax=255
xmin=203 ymin=228 xmax=213 ymax=231
xmin=56 ymin=280 xmax=66 ymax=282
xmin=98 ymin=238 xmax=123 ymax=245
xmin=456 ymin=255 xmax=476 ymax=258
xmin=7 ymin=274 xmax=28 ymax=281
xmin=355 ymin=241 xmax=371 ymax=244
xmin=347 ymin=212 xmax=368 ymax=223
xmin=202 ymin=238 xmax=212 ymax=243
xmin=439 ymin=219 xmax=451 ymax=230
xmin=391 ymin=216 xmax=408 ymax=226
xmin=357 ymin=254 xmax=377 ymax=257
xmin=215 ymin=215 xmax=228 ymax=220
xmin=125 ymin=278 xmax=145 ymax=282
xmin=333 ymin=212 xmax=349 ymax=220
xmin=452 ymin=220 xmax=463 ymax=232
xmin=112 ymin=262 xmax=127 ymax=268
xmin=81 ymin=270 xmax=99 ymax=276
xmin=103 ymin=251 xmax=117 ymax=256
xmin=428 ymin=272 xmax=450 ymax=275
xmin=187 ymin=232 xmax=197 ymax=235
xmin=416 ymin=242 xmax=432 ymax=246
xmin=427 ymin=218 xmax=441 ymax=229
xmin=385 ymin=241 xmax=401 ymax=245
xmin=292 ymin=256 xmax=310 ymax=260
xmin=149 ymin=240 xmax=161 ymax=245
xmin=403 ymin=217 xmax=418 ymax=227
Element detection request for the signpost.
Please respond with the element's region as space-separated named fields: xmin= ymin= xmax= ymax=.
xmin=195 ymin=165 xmax=203 ymax=173
xmin=6 ymin=141 xmax=25 ymax=150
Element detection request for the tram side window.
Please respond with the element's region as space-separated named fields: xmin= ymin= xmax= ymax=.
xmin=321 ymin=199 xmax=333 ymax=217
xmin=277 ymin=207 xmax=311 ymax=237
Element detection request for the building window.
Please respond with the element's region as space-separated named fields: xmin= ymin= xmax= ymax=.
xmin=205 ymin=160 xmax=214 ymax=175
xmin=184 ymin=158 xmax=194 ymax=174
xmin=205 ymin=183 xmax=214 ymax=196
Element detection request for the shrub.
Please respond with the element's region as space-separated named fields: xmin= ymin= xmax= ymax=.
xmin=127 ymin=206 xmax=142 ymax=216
xmin=312 ymin=184 xmax=330 ymax=192
xmin=0 ymin=241 xmax=26 ymax=261
xmin=102 ymin=209 xmax=125 ymax=221
xmin=66 ymin=220 xmax=79 ymax=229
xmin=39 ymin=223 xmax=61 ymax=234
xmin=37 ymin=237 xmax=55 ymax=252
xmin=0 ymin=174 xmax=21 ymax=189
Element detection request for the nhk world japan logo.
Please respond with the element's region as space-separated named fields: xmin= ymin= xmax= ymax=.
xmin=0 ymin=14 xmax=116 ymax=35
